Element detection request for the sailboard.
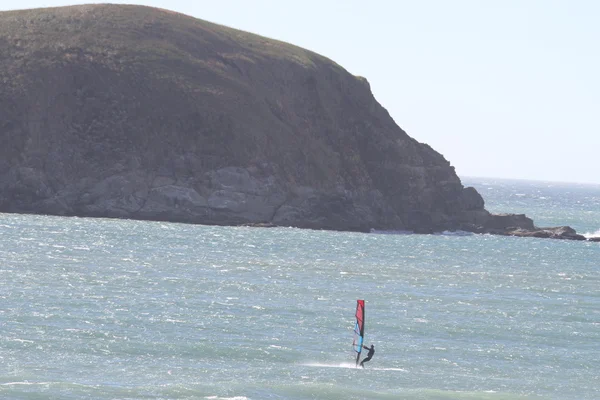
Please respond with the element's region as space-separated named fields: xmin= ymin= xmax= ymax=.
xmin=352 ymin=299 xmax=365 ymax=367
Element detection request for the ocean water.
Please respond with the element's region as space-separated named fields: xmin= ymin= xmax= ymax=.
xmin=1 ymin=178 xmax=599 ymax=400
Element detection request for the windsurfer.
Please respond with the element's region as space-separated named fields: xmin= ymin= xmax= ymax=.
xmin=360 ymin=344 xmax=375 ymax=368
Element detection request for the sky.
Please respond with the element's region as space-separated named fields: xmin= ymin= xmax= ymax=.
xmin=2 ymin=0 xmax=599 ymax=184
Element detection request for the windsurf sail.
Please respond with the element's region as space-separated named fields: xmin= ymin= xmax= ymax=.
xmin=352 ymin=299 xmax=365 ymax=367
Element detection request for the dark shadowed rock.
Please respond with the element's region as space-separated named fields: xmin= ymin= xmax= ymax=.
xmin=504 ymin=226 xmax=586 ymax=241
xmin=484 ymin=214 xmax=535 ymax=232
xmin=0 ymin=4 xmax=584 ymax=240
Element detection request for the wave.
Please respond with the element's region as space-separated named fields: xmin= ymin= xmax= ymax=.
xmin=369 ymin=230 xmax=474 ymax=236
xmin=582 ymin=229 xmax=600 ymax=239
xmin=302 ymin=362 xmax=358 ymax=369
xmin=302 ymin=362 xmax=407 ymax=372
xmin=264 ymin=379 xmax=529 ymax=399
xmin=438 ymin=230 xmax=473 ymax=236
xmin=370 ymin=229 xmax=414 ymax=235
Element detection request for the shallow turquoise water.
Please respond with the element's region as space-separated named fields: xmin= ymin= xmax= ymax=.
xmin=1 ymin=179 xmax=599 ymax=399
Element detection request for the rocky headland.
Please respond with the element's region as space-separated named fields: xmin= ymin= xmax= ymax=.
xmin=0 ymin=5 xmax=589 ymax=240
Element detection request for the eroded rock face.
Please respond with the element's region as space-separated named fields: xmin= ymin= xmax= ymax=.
xmin=0 ymin=5 xmax=586 ymax=239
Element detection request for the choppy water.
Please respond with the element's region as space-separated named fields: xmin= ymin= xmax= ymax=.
xmin=1 ymin=178 xmax=599 ymax=399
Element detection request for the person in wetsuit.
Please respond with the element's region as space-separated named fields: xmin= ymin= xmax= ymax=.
xmin=360 ymin=344 xmax=375 ymax=368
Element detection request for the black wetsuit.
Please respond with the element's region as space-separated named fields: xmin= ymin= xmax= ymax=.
xmin=360 ymin=345 xmax=375 ymax=368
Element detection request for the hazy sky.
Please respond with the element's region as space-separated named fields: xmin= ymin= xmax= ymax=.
xmin=3 ymin=1 xmax=599 ymax=184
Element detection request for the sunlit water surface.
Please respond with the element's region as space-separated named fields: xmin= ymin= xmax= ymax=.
xmin=1 ymin=178 xmax=599 ymax=399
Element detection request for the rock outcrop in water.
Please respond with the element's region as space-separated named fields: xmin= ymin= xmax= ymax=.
xmin=0 ymin=5 xmax=586 ymax=239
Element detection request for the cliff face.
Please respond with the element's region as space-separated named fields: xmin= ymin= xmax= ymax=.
xmin=0 ymin=5 xmax=525 ymax=233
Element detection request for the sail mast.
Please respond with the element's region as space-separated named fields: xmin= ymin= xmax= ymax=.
xmin=353 ymin=299 xmax=365 ymax=367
